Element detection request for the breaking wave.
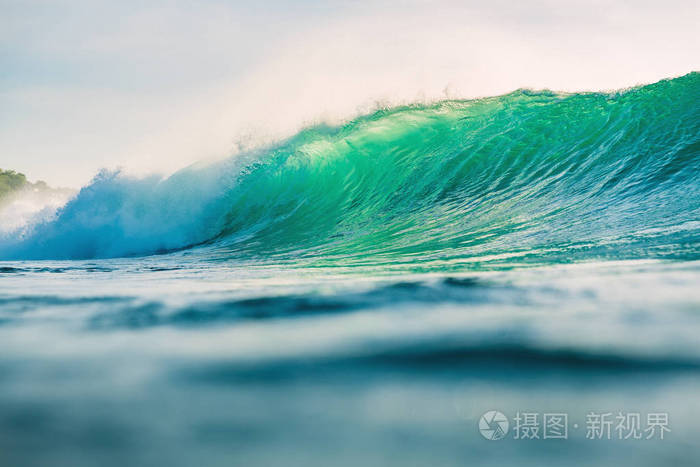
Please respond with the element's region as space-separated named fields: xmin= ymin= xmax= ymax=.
xmin=1 ymin=72 xmax=698 ymax=266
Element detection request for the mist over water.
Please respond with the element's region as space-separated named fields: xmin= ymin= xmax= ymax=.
xmin=0 ymin=185 xmax=74 ymax=236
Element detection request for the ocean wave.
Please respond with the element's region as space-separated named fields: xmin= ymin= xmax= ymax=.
xmin=2 ymin=72 xmax=698 ymax=263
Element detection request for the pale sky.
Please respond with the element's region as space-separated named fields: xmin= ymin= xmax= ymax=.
xmin=1 ymin=0 xmax=698 ymax=187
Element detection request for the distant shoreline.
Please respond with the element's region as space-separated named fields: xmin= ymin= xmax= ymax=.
xmin=0 ymin=168 xmax=72 ymax=203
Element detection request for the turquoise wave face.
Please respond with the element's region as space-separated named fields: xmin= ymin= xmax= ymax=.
xmin=2 ymin=72 xmax=699 ymax=265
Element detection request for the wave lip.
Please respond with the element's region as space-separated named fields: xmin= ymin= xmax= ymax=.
xmin=2 ymin=72 xmax=699 ymax=264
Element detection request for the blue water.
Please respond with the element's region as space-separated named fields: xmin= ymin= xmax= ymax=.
xmin=0 ymin=74 xmax=699 ymax=466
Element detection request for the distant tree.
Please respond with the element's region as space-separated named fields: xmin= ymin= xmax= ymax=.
xmin=0 ymin=169 xmax=29 ymax=200
xmin=0 ymin=169 xmax=65 ymax=201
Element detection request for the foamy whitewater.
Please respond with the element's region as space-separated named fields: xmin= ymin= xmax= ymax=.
xmin=1 ymin=74 xmax=699 ymax=466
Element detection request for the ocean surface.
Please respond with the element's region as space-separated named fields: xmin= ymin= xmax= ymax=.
xmin=0 ymin=73 xmax=699 ymax=466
